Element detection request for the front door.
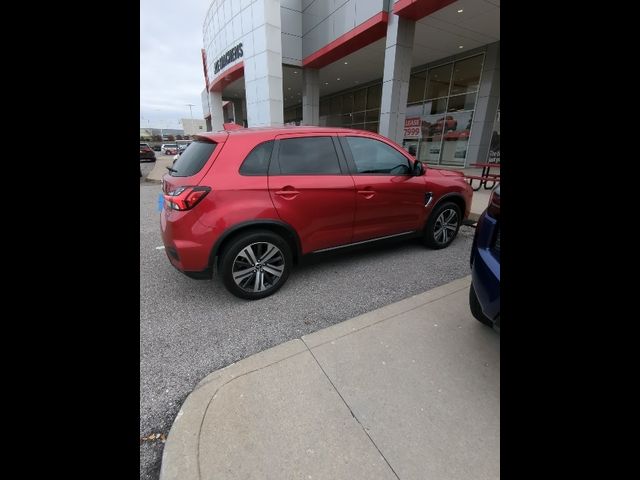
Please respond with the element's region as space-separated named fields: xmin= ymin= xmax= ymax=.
xmin=339 ymin=134 xmax=428 ymax=243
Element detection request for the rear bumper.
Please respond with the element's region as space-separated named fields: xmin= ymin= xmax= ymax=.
xmin=160 ymin=207 xmax=219 ymax=274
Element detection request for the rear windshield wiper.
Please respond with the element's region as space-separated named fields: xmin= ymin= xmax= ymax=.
xmin=166 ymin=166 xmax=178 ymax=173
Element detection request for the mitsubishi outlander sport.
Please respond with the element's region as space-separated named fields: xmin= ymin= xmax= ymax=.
xmin=160 ymin=127 xmax=473 ymax=300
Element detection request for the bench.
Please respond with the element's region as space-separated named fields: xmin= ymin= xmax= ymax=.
xmin=465 ymin=163 xmax=500 ymax=191
xmin=464 ymin=175 xmax=500 ymax=191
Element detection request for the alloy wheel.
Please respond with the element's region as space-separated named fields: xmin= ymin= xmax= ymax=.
xmin=231 ymin=242 xmax=285 ymax=293
xmin=433 ymin=208 xmax=459 ymax=244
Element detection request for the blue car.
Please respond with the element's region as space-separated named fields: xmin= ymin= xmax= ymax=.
xmin=469 ymin=184 xmax=500 ymax=329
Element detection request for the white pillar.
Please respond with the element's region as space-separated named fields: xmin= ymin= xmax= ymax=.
xmin=302 ymin=68 xmax=319 ymax=126
xmin=466 ymin=42 xmax=500 ymax=166
xmin=244 ymin=0 xmax=284 ymax=127
xmin=208 ymin=91 xmax=223 ymax=131
xmin=378 ymin=13 xmax=415 ymax=144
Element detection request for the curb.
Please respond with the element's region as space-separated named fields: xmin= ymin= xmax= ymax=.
xmin=159 ymin=276 xmax=472 ymax=480
xmin=159 ymin=339 xmax=308 ymax=480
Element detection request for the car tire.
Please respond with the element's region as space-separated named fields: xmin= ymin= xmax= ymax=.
xmin=423 ymin=201 xmax=461 ymax=249
xmin=219 ymin=230 xmax=292 ymax=300
xmin=469 ymin=283 xmax=494 ymax=327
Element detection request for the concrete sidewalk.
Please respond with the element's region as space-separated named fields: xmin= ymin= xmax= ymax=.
xmin=470 ymin=188 xmax=491 ymax=222
xmin=145 ymin=156 xmax=174 ymax=183
xmin=160 ymin=276 xmax=500 ymax=480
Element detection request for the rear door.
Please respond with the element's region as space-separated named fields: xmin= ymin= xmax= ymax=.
xmin=268 ymin=134 xmax=356 ymax=253
xmin=338 ymin=134 xmax=428 ymax=242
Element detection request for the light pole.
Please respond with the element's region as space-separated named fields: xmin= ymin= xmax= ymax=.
xmin=185 ymin=104 xmax=195 ymax=119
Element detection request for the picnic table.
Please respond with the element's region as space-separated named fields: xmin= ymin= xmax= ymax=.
xmin=465 ymin=162 xmax=500 ymax=191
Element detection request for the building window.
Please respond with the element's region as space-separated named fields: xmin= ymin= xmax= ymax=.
xmin=408 ymin=71 xmax=426 ymax=104
xmin=319 ymin=83 xmax=382 ymax=133
xmin=402 ymin=53 xmax=485 ymax=167
xmin=487 ymin=102 xmax=500 ymax=163
xmin=426 ymin=64 xmax=452 ymax=100
xmin=284 ymin=105 xmax=302 ymax=124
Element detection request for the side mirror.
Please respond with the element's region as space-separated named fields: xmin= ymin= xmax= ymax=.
xmin=412 ymin=160 xmax=424 ymax=176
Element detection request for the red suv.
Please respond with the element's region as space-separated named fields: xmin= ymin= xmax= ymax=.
xmin=160 ymin=127 xmax=472 ymax=299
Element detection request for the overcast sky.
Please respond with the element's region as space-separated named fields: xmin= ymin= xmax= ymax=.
xmin=140 ymin=0 xmax=211 ymax=130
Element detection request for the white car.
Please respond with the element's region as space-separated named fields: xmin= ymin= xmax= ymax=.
xmin=161 ymin=143 xmax=178 ymax=154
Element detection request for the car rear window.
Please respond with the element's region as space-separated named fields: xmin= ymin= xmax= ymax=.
xmin=169 ymin=140 xmax=217 ymax=177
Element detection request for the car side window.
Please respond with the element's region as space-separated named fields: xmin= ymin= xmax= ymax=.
xmin=239 ymin=141 xmax=274 ymax=175
xmin=276 ymin=137 xmax=341 ymax=175
xmin=345 ymin=136 xmax=411 ymax=175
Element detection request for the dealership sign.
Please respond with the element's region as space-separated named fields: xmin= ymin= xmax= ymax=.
xmin=404 ymin=117 xmax=421 ymax=138
xmin=214 ymin=43 xmax=243 ymax=74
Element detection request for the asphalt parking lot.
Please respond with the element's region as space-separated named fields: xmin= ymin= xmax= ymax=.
xmin=140 ymin=183 xmax=477 ymax=480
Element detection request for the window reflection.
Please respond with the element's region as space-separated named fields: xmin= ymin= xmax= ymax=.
xmin=403 ymin=53 xmax=484 ymax=165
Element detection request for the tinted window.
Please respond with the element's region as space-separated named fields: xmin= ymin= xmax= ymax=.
xmin=277 ymin=137 xmax=341 ymax=175
xmin=169 ymin=141 xmax=216 ymax=177
xmin=346 ymin=137 xmax=411 ymax=175
xmin=239 ymin=141 xmax=274 ymax=175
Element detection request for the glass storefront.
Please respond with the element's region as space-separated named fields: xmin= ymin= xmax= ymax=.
xmin=402 ymin=53 xmax=484 ymax=166
xmin=319 ymin=83 xmax=381 ymax=133
xmin=282 ymin=51 xmax=485 ymax=161
xmin=284 ymin=105 xmax=302 ymax=124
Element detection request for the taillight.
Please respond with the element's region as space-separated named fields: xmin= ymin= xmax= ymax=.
xmin=487 ymin=185 xmax=500 ymax=218
xmin=164 ymin=186 xmax=211 ymax=211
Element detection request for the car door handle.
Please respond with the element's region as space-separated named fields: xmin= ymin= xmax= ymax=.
xmin=275 ymin=187 xmax=300 ymax=199
xmin=357 ymin=189 xmax=375 ymax=199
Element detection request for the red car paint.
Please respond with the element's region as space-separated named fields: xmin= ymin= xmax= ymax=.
xmin=160 ymin=126 xmax=472 ymax=275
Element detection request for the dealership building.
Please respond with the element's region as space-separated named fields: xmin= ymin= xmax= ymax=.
xmin=200 ymin=0 xmax=499 ymax=167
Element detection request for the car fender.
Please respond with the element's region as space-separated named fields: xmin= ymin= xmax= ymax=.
xmin=208 ymin=219 xmax=302 ymax=266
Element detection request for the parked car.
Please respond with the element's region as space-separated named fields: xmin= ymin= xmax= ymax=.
xmin=152 ymin=145 xmax=162 ymax=152
xmin=162 ymin=143 xmax=178 ymax=155
xmin=469 ymin=183 xmax=500 ymax=329
xmin=177 ymin=142 xmax=192 ymax=153
xmin=160 ymin=127 xmax=473 ymax=300
xmin=140 ymin=143 xmax=156 ymax=162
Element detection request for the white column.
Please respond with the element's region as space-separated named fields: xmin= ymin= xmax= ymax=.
xmin=301 ymin=68 xmax=319 ymax=126
xmin=244 ymin=0 xmax=284 ymax=127
xmin=378 ymin=13 xmax=415 ymax=144
xmin=208 ymin=91 xmax=224 ymax=131
xmin=466 ymin=42 xmax=500 ymax=166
